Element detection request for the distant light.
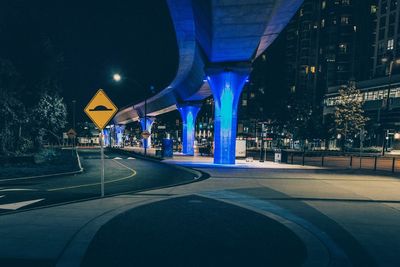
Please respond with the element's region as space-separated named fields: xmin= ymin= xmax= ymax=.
xmin=381 ymin=58 xmax=388 ymax=63
xmin=395 ymin=133 xmax=400 ymax=140
xmin=113 ymin=73 xmax=121 ymax=82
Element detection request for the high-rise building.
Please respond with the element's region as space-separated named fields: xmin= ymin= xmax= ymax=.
xmin=286 ymin=0 xmax=377 ymax=113
xmin=372 ymin=0 xmax=400 ymax=77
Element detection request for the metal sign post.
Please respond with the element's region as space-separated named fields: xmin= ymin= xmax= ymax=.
xmin=84 ymin=89 xmax=118 ymax=198
xmin=100 ymin=131 xmax=105 ymax=197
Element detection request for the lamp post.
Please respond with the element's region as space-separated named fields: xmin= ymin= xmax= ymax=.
xmin=72 ymin=100 xmax=76 ymax=149
xmin=112 ymin=73 xmax=155 ymax=156
xmin=381 ymin=58 xmax=400 ymax=155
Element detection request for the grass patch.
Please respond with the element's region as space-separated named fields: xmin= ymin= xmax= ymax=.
xmin=0 ymin=148 xmax=80 ymax=179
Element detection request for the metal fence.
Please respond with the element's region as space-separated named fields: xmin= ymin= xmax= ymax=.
xmin=288 ymin=154 xmax=399 ymax=173
xmin=246 ymin=150 xmax=400 ymax=173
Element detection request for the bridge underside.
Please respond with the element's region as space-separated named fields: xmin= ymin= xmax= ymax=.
xmin=114 ymin=0 xmax=303 ymax=163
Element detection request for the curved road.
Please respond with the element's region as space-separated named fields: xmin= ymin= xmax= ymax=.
xmin=0 ymin=149 xmax=199 ymax=214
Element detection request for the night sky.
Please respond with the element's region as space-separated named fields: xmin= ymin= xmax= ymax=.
xmin=0 ymin=0 xmax=178 ymax=121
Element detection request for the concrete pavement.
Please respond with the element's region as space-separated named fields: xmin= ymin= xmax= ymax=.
xmin=0 ymin=160 xmax=400 ymax=266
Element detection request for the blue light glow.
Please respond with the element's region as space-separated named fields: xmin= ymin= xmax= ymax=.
xmin=178 ymin=104 xmax=201 ymax=155
xmin=207 ymin=70 xmax=249 ymax=164
xmin=139 ymin=117 xmax=155 ymax=148
xmin=115 ymin=125 xmax=125 ymax=146
xmin=103 ymin=129 xmax=110 ymax=146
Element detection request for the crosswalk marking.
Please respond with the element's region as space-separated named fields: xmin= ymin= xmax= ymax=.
xmin=127 ymin=157 xmax=135 ymax=160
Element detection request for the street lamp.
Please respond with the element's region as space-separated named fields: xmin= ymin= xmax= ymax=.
xmin=113 ymin=73 xmax=121 ymax=82
xmin=380 ymin=57 xmax=400 ymax=155
xmin=112 ymin=73 xmax=155 ymax=156
xmin=72 ymin=100 xmax=76 ymax=149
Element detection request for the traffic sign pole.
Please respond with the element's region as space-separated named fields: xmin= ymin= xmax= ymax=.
xmin=84 ymin=89 xmax=118 ymax=198
xmin=100 ymin=131 xmax=105 ymax=197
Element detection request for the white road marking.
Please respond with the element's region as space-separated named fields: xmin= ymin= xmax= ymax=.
xmin=0 ymin=198 xmax=44 ymax=210
xmin=0 ymin=195 xmax=4 ymax=199
xmin=0 ymin=188 xmax=38 ymax=192
xmin=127 ymin=157 xmax=135 ymax=160
xmin=114 ymin=157 xmax=122 ymax=160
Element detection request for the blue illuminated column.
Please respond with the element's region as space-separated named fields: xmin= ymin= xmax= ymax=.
xmin=177 ymin=103 xmax=201 ymax=155
xmin=207 ymin=67 xmax=250 ymax=164
xmin=139 ymin=117 xmax=155 ymax=149
xmin=115 ymin=125 xmax=125 ymax=147
xmin=103 ymin=128 xmax=110 ymax=147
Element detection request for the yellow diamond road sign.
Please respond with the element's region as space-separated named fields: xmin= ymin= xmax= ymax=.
xmin=84 ymin=89 xmax=118 ymax=130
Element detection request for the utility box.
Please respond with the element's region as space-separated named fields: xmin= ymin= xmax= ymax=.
xmin=236 ymin=140 xmax=247 ymax=158
xmin=162 ymin=138 xmax=173 ymax=158
xmin=274 ymin=149 xmax=288 ymax=163
xmin=274 ymin=149 xmax=282 ymax=163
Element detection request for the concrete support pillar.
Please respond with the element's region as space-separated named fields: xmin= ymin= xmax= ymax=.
xmin=206 ymin=67 xmax=250 ymax=164
xmin=103 ymin=128 xmax=110 ymax=147
xmin=139 ymin=117 xmax=155 ymax=148
xmin=177 ymin=102 xmax=201 ymax=155
xmin=115 ymin=125 xmax=125 ymax=147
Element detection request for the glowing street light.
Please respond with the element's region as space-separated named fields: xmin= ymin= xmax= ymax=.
xmin=113 ymin=73 xmax=121 ymax=82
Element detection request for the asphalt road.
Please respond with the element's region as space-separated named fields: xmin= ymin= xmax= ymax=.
xmin=0 ymin=149 xmax=199 ymax=214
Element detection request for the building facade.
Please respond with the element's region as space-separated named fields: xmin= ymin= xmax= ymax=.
xmin=286 ymin=0 xmax=377 ymax=118
xmin=372 ymin=0 xmax=400 ymax=77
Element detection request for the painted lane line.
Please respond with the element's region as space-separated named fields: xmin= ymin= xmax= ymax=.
xmin=127 ymin=157 xmax=135 ymax=160
xmin=114 ymin=157 xmax=122 ymax=160
xmin=47 ymin=159 xmax=137 ymax=192
xmin=0 ymin=195 xmax=4 ymax=199
xmin=0 ymin=188 xmax=38 ymax=192
xmin=0 ymin=198 xmax=44 ymax=211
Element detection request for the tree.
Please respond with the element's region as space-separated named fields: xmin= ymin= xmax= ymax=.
xmin=31 ymin=92 xmax=67 ymax=147
xmin=0 ymin=59 xmax=31 ymax=155
xmin=334 ymin=82 xmax=369 ymax=150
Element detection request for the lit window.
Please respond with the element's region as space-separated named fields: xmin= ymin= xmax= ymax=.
xmin=339 ymin=43 xmax=348 ymax=53
xmin=310 ymin=66 xmax=316 ymax=73
xmin=322 ymin=1 xmax=326 ymax=9
xmin=341 ymin=16 xmax=349 ymax=24
xmin=371 ymin=5 xmax=377 ymax=14
xmin=342 ymin=0 xmax=350 ymax=5
xmin=388 ymin=39 xmax=394 ymax=50
xmin=321 ymin=19 xmax=325 ymax=28
xmin=242 ymin=100 xmax=247 ymax=106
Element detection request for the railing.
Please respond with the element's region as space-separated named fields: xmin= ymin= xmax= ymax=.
xmin=289 ymin=154 xmax=399 ymax=173
xmin=246 ymin=150 xmax=400 ymax=173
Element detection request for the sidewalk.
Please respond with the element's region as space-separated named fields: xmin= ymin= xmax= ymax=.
xmin=1 ymin=163 xmax=400 ymax=266
xmin=163 ymin=154 xmax=323 ymax=169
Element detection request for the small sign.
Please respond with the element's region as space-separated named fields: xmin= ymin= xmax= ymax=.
xmin=141 ymin=130 xmax=151 ymax=139
xmin=67 ymin=128 xmax=77 ymax=138
xmin=84 ymin=89 xmax=118 ymax=130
